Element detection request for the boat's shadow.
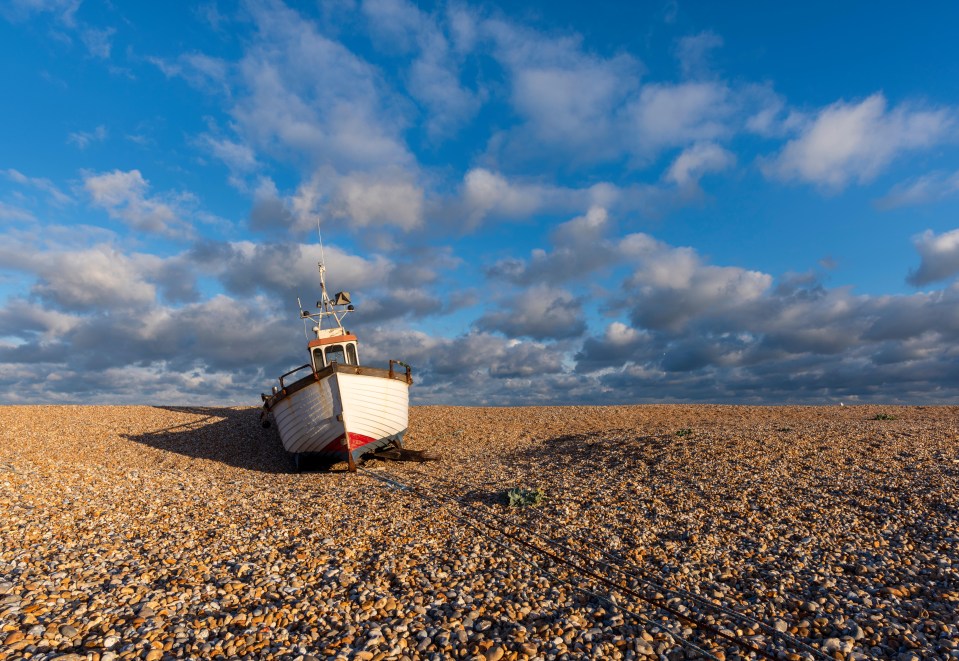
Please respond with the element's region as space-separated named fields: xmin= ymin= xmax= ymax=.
xmin=123 ymin=406 xmax=300 ymax=474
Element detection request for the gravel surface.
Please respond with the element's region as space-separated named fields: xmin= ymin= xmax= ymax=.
xmin=1 ymin=404 xmax=958 ymax=660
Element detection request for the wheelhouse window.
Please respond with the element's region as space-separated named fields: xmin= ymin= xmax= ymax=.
xmin=325 ymin=345 xmax=346 ymax=365
xmin=313 ymin=341 xmax=357 ymax=369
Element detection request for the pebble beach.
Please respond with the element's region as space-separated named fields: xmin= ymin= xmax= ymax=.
xmin=1 ymin=404 xmax=958 ymax=661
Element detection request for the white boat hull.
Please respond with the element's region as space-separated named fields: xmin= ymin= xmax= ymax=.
xmin=266 ymin=365 xmax=410 ymax=462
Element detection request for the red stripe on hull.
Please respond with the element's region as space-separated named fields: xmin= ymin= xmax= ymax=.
xmin=317 ymin=432 xmax=378 ymax=454
xmin=347 ymin=431 xmax=378 ymax=450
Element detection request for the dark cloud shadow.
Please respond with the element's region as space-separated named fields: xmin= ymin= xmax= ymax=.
xmin=507 ymin=429 xmax=671 ymax=480
xmin=419 ymin=431 xmax=674 ymax=510
xmin=122 ymin=406 xmax=295 ymax=474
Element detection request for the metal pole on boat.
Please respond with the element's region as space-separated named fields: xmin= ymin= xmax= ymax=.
xmin=318 ymin=263 xmax=330 ymax=312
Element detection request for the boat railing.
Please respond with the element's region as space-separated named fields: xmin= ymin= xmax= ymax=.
xmin=389 ymin=359 xmax=412 ymax=384
xmin=273 ymin=360 xmax=413 ymax=395
xmin=278 ymin=364 xmax=312 ymax=390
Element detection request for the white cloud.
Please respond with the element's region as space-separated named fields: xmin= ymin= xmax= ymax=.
xmin=483 ymin=17 xmax=641 ymax=164
xmin=195 ymin=2 xmax=226 ymax=31
xmin=4 ymin=168 xmax=72 ymax=204
xmin=329 ymin=172 xmax=424 ymax=231
xmin=665 ymin=142 xmax=735 ymax=186
xmin=550 ymin=205 xmax=609 ymax=244
xmin=446 ymin=4 xmax=478 ymax=53
xmin=251 ymin=169 xmax=425 ymax=234
xmin=878 ymin=170 xmax=959 ymax=209
xmin=0 ymin=0 xmax=79 ymax=24
xmin=0 ymin=244 xmax=159 ymax=311
xmin=486 ymin=207 xmax=710 ymax=287
xmin=575 ymin=241 xmax=959 ymax=396
xmin=745 ymin=93 xmax=786 ymax=136
xmin=604 ymin=321 xmax=643 ymax=346
xmin=476 ymin=285 xmax=586 ymax=340
xmin=407 ymin=32 xmax=482 ymax=138
xmin=0 ymin=202 xmax=37 ymax=222
xmin=198 ymin=240 xmax=394 ymax=299
xmin=360 ymin=328 xmax=566 ymax=397
xmin=67 ymin=125 xmax=107 ymax=149
xmin=79 ymin=25 xmax=114 ymax=58
xmin=453 ymin=170 xmax=644 ymax=230
xmin=198 ymin=134 xmax=258 ymax=181
xmin=0 ymin=298 xmax=80 ymax=341
xmin=231 ymin=0 xmax=413 ymax=172
xmin=625 ymin=82 xmax=732 ymax=161
xmin=361 ymin=0 xmax=481 ymax=138
xmin=83 ymin=169 xmax=190 ymax=237
xmin=515 ymin=63 xmax=626 ymax=135
xmin=2 ymin=1 xmax=115 ymax=59
xmin=675 ymin=31 xmax=723 ymax=79
xmin=360 ymin=0 xmax=424 ymax=51
xmin=248 ymin=177 xmax=295 ymax=232
xmin=907 ymin=228 xmax=959 ymax=286
xmin=487 ymin=206 xmax=620 ymax=284
xmin=148 ymin=52 xmax=230 ymax=94
xmin=40 ymin=248 xmax=158 ymax=310
xmin=461 ymin=168 xmax=549 ymax=226
xmin=743 ymin=87 xmax=807 ymax=138
xmin=138 ymin=294 xmax=295 ymax=371
xmin=209 ymin=139 xmax=256 ymax=171
xmin=625 ymin=238 xmax=772 ymax=331
xmin=4 ymin=228 xmax=959 ymax=404
xmin=509 ymin=58 xmax=636 ymax=158
xmin=0 ymin=289 xmax=301 ymax=404
xmin=764 ymin=93 xmax=954 ymax=190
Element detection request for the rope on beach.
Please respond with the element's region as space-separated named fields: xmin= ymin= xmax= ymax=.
xmin=359 ymin=466 xmax=834 ymax=661
xmin=418 ymin=470 xmax=835 ymax=661
xmin=359 ymin=466 xmax=722 ymax=660
xmin=393 ymin=470 xmax=791 ymax=661
xmin=405 ymin=468 xmax=835 ymax=661
xmin=506 ymin=429 xmax=841 ymax=632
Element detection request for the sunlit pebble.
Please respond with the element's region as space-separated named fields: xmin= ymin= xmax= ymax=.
xmin=0 ymin=404 xmax=957 ymax=659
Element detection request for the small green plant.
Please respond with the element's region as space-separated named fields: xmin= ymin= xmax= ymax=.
xmin=872 ymin=413 xmax=897 ymax=421
xmin=505 ymin=487 xmax=545 ymax=508
xmin=675 ymin=428 xmax=693 ymax=437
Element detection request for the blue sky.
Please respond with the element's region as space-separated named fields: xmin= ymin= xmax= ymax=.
xmin=2 ymin=0 xmax=959 ymax=405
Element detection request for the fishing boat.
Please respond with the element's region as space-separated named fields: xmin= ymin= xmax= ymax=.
xmin=260 ymin=261 xmax=412 ymax=472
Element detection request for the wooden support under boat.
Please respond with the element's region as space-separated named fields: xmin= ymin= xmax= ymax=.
xmin=344 ymin=408 xmax=357 ymax=473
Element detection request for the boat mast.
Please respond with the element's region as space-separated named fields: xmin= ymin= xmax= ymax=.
xmin=316 ymin=214 xmax=333 ymax=331
xmin=317 ymin=262 xmax=332 ymax=323
xmin=297 ymin=220 xmax=354 ymax=337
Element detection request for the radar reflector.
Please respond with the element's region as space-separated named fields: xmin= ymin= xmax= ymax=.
xmin=333 ymin=291 xmax=352 ymax=305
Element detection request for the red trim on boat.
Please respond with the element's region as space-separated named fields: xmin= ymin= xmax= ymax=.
xmin=307 ymin=334 xmax=358 ymax=348
xmin=320 ymin=432 xmax=378 ymax=453
xmin=348 ymin=432 xmax=377 ymax=448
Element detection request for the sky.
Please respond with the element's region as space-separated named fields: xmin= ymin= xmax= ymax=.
xmin=2 ymin=1 xmax=959 ymax=406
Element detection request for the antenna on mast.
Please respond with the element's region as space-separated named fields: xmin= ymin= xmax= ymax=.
xmin=297 ymin=297 xmax=310 ymax=340
xmin=316 ymin=215 xmax=331 ymax=314
xmin=294 ymin=215 xmax=355 ymax=339
xmin=317 ymin=216 xmax=326 ymax=272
